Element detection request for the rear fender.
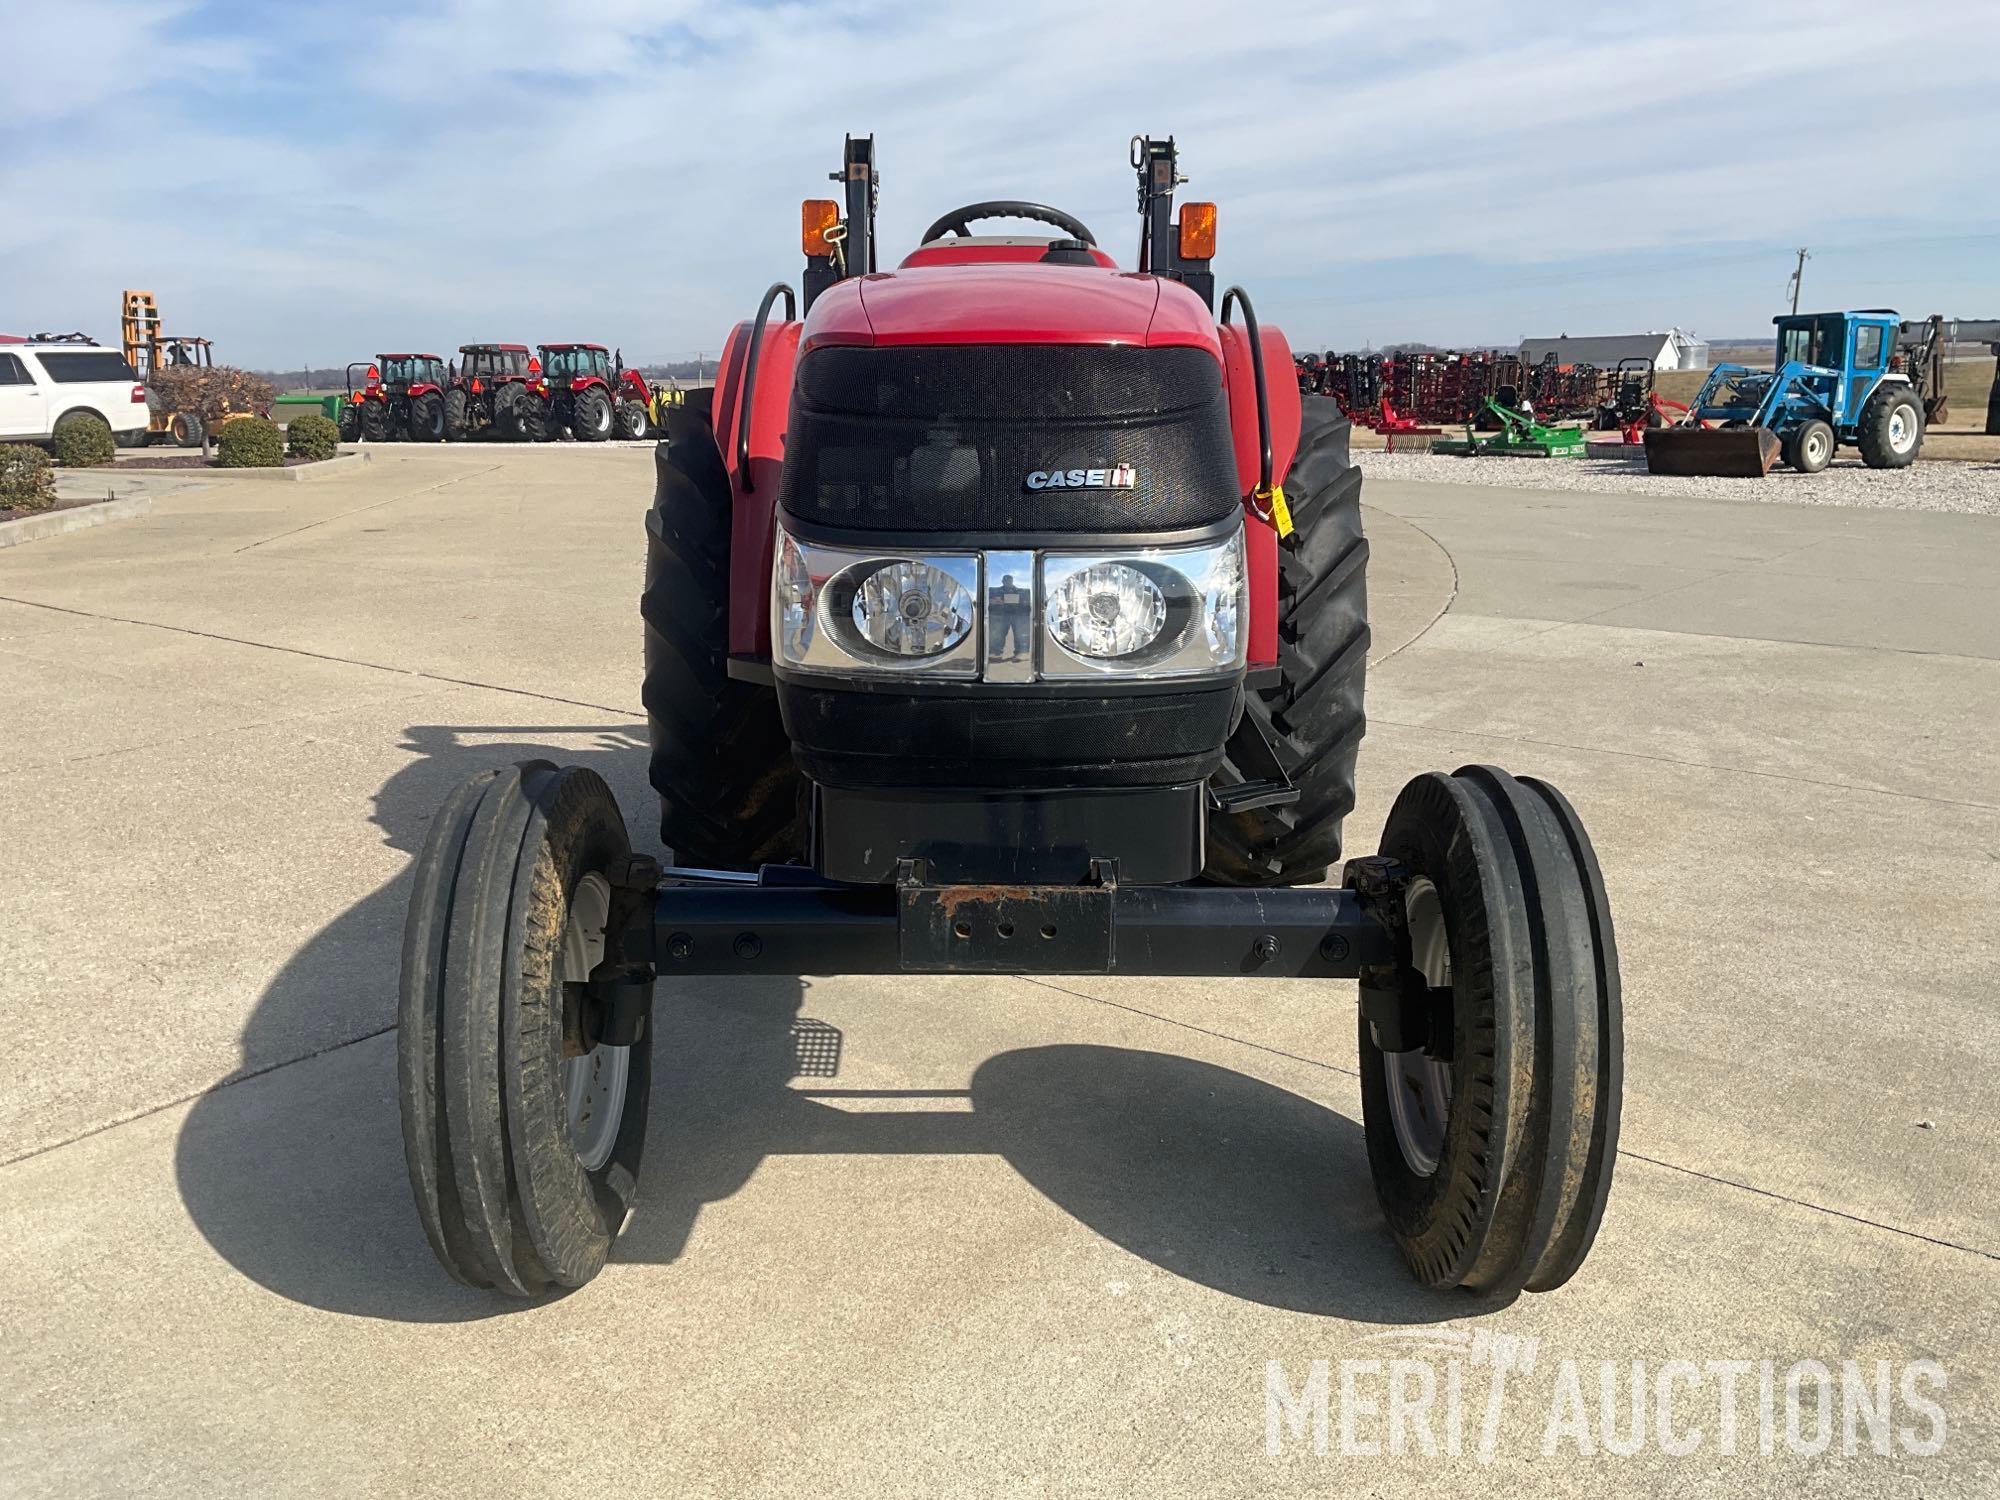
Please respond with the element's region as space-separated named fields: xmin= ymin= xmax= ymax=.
xmin=714 ymin=317 xmax=801 ymax=657
xmin=406 ymin=383 xmax=442 ymax=399
xmin=1220 ymin=321 xmax=1300 ymax=671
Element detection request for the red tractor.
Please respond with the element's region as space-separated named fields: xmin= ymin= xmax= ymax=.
xmin=397 ymin=135 xmax=1624 ymax=1302
xmin=446 ymin=343 xmax=536 ymax=441
xmin=339 ymin=354 xmax=449 ymax=442
xmin=517 ymin=342 xmax=653 ymax=441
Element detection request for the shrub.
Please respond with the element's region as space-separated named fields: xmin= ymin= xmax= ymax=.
xmin=286 ymin=413 xmax=340 ymax=461
xmin=51 ymin=411 xmax=116 ymax=467
xmin=0 ymin=443 xmax=57 ymax=513
xmin=216 ymin=416 xmax=285 ymax=468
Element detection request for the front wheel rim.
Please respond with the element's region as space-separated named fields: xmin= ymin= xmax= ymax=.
xmin=1383 ymin=876 xmax=1453 ymax=1177
xmin=560 ymin=871 xmax=628 ymax=1171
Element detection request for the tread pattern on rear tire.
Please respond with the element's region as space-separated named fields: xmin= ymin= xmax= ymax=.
xmin=409 ymin=391 xmax=445 ymax=443
xmin=573 ymin=387 xmax=612 ymax=442
xmin=1204 ymin=394 xmax=1369 ymax=886
xmin=642 ymin=399 xmax=805 ymax=868
xmin=494 ymin=383 xmax=528 ymax=442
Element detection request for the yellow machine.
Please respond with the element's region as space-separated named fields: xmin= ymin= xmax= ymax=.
xmin=120 ymin=289 xmax=245 ymax=446
xmin=645 ymin=382 xmax=687 ymax=431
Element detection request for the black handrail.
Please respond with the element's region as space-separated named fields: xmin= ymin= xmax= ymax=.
xmin=1219 ymin=286 xmax=1272 ymax=498
xmin=737 ymin=282 xmax=796 ymax=488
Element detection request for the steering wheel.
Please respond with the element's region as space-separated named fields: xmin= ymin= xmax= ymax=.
xmin=920 ymin=201 xmax=1097 ymax=247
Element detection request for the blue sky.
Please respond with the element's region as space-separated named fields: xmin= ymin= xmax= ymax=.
xmin=4 ymin=0 xmax=1997 ymax=367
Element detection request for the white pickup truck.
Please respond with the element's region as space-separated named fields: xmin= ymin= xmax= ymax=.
xmin=0 ymin=339 xmax=151 ymax=447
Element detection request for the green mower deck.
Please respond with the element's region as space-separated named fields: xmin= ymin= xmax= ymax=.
xmin=1433 ymin=400 xmax=1587 ymax=458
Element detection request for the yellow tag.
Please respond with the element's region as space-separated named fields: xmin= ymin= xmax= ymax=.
xmin=1260 ymin=483 xmax=1295 ymax=540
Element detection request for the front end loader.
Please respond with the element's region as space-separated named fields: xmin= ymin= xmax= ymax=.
xmin=1645 ymin=310 xmax=1926 ymax=477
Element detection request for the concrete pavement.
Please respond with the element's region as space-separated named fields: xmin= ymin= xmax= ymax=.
xmin=1 ymin=450 xmax=1995 ymax=1496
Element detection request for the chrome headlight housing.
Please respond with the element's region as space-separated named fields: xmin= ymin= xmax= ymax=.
xmin=774 ymin=531 xmax=981 ymax=678
xmin=773 ymin=519 xmax=1245 ymax=683
xmin=1039 ymin=529 xmax=1245 ymax=679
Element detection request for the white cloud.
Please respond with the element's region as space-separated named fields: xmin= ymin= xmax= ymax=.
xmin=3 ymin=0 xmax=1995 ymax=362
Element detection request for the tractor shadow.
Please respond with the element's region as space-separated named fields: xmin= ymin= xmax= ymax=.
xmin=174 ymin=724 xmax=1477 ymax=1327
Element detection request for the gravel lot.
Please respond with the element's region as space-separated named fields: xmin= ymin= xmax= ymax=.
xmin=1358 ymin=448 xmax=2000 ymax=514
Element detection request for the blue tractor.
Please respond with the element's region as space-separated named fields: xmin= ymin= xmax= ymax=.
xmin=1645 ymin=309 xmax=1932 ymax=477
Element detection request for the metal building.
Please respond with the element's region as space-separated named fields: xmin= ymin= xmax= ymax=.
xmin=1519 ymin=329 xmax=1709 ymax=371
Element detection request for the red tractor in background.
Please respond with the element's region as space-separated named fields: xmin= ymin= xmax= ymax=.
xmin=397 ymin=134 xmax=1625 ymax=1305
xmin=340 ymin=354 xmax=449 ymax=442
xmin=518 ymin=342 xmax=653 ymax=441
xmin=446 ymin=343 xmax=536 ymax=441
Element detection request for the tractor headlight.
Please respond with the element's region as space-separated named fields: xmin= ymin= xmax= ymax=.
xmin=851 ymin=560 xmax=975 ymax=657
xmin=1038 ymin=528 xmax=1246 ymax=679
xmin=1046 ymin=563 xmax=1167 ymax=659
xmin=773 ymin=530 xmax=980 ymax=678
xmin=772 ymin=520 xmax=1244 ymax=683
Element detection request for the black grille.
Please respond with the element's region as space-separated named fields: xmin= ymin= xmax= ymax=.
xmin=779 ymin=681 xmax=1239 ymax=789
xmin=780 ymin=345 xmax=1239 ymax=533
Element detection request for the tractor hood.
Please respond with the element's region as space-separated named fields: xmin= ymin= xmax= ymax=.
xmin=800 ymin=264 xmax=1222 ymax=359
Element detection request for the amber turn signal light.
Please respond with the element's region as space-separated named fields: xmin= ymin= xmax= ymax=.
xmin=802 ymin=199 xmax=841 ymax=257
xmin=1178 ymin=201 xmax=1216 ymax=261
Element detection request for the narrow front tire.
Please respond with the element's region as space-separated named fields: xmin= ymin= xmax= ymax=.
xmin=398 ymin=761 xmax=653 ymax=1296
xmin=1354 ymin=765 xmax=1621 ymax=1297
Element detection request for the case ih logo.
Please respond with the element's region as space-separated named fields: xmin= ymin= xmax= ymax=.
xmin=1024 ymin=464 xmax=1137 ymax=492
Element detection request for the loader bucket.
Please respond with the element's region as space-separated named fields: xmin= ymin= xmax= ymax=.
xmin=1643 ymin=425 xmax=1780 ymax=478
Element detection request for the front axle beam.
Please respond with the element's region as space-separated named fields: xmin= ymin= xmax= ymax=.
xmin=629 ymin=869 xmax=1393 ymax=979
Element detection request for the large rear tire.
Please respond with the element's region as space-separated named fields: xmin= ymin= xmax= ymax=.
xmin=444 ymin=388 xmax=469 ymax=442
xmin=1857 ymin=383 xmax=1923 ymax=469
xmin=573 ymin=387 xmax=613 ymax=442
xmin=1354 ymin=765 xmax=1621 ymax=1296
xmin=408 ymin=391 xmax=446 ymax=443
xmin=641 ymin=399 xmax=805 ymax=868
xmin=398 ymin=761 xmax=652 ymax=1296
xmin=1204 ymin=394 xmax=1368 ymax=886
xmin=360 ymin=399 xmax=392 ymax=443
xmin=493 ymin=384 xmax=527 ymax=441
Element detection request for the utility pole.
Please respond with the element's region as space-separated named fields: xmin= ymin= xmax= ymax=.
xmin=1786 ymin=247 xmax=1811 ymax=315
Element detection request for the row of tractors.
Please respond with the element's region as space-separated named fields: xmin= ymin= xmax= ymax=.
xmin=337 ymin=342 xmax=678 ymax=445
